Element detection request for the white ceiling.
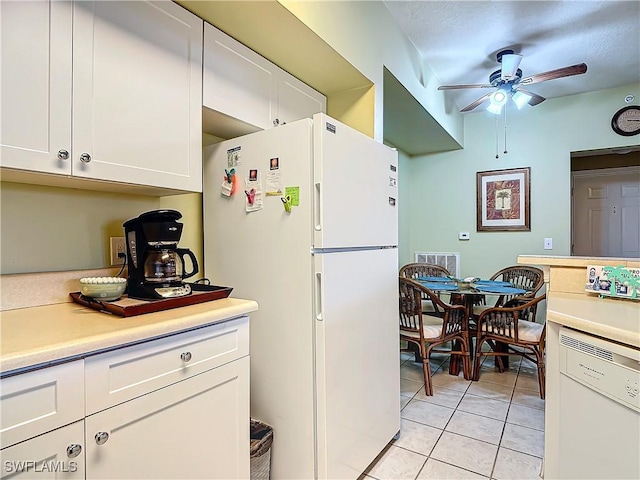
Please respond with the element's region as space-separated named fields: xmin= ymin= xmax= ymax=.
xmin=383 ymin=0 xmax=640 ymax=113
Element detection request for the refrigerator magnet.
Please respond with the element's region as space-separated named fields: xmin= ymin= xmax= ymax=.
xmin=281 ymin=195 xmax=292 ymax=213
xmin=221 ymin=168 xmax=236 ymax=197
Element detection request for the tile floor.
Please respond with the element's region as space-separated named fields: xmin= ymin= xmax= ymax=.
xmin=362 ymin=351 xmax=545 ymax=480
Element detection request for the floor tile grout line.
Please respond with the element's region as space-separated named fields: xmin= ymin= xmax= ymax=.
xmin=394 ymin=355 xmax=544 ymax=479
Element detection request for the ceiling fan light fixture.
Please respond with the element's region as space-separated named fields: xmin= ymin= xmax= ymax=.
xmin=487 ymin=102 xmax=503 ymax=115
xmin=512 ymin=90 xmax=533 ymax=109
xmin=490 ymin=90 xmax=508 ymax=106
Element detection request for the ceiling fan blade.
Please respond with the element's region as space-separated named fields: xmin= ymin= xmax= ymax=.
xmin=500 ymin=54 xmax=523 ymax=80
xmin=519 ymin=63 xmax=587 ymax=86
xmin=461 ymin=92 xmax=493 ymax=112
xmin=514 ymin=87 xmax=546 ymax=106
xmin=438 ymin=84 xmax=494 ymax=90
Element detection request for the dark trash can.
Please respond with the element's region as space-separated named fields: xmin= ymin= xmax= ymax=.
xmin=250 ymin=418 xmax=273 ymax=480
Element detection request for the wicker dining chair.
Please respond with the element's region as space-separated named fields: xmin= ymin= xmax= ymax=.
xmin=472 ymin=265 xmax=544 ymax=319
xmin=399 ymin=263 xmax=452 ymax=314
xmin=399 ymin=277 xmax=471 ymax=396
xmin=473 ymin=294 xmax=547 ymax=399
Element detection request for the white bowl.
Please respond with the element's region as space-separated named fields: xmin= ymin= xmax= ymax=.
xmin=80 ymin=277 xmax=127 ymax=301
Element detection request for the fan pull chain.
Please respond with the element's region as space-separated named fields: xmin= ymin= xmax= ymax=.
xmin=495 ymin=114 xmax=500 ymax=159
xmin=503 ymin=106 xmax=508 ymax=155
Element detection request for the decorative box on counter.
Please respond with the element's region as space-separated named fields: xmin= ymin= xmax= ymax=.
xmin=585 ymin=265 xmax=640 ymax=300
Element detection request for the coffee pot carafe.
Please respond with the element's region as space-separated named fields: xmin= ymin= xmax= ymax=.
xmin=143 ymin=248 xmax=198 ymax=284
xmin=123 ymin=209 xmax=199 ymax=299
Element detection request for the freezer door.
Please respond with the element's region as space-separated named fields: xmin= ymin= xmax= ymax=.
xmin=313 ymin=113 xmax=398 ymax=249
xmin=314 ymin=248 xmax=400 ymax=479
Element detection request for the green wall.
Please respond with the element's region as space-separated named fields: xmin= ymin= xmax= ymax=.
xmin=400 ymin=83 xmax=640 ymax=279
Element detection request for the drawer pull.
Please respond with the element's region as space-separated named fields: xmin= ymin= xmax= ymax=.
xmin=95 ymin=432 xmax=109 ymax=445
xmin=66 ymin=444 xmax=82 ymax=458
xmin=180 ymin=352 xmax=192 ymax=362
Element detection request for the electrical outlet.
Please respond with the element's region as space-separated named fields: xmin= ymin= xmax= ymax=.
xmin=110 ymin=237 xmax=126 ymax=266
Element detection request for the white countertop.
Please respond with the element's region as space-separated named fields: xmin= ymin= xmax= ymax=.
xmin=0 ymin=297 xmax=258 ymax=374
xmin=547 ymin=292 xmax=640 ymax=348
xmin=518 ymin=254 xmax=640 ymax=268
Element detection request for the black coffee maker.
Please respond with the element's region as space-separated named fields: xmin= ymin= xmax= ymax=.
xmin=123 ymin=209 xmax=199 ymax=299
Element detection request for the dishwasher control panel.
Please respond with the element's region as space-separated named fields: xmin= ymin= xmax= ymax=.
xmin=559 ymin=327 xmax=640 ymax=413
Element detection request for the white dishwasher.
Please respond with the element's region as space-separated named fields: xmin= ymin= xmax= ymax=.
xmin=555 ymin=327 xmax=640 ymax=479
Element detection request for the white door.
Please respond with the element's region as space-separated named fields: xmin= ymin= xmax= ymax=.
xmin=573 ymin=167 xmax=640 ymax=258
xmin=85 ymin=358 xmax=249 ymax=480
xmin=313 ymin=113 xmax=398 ymax=249
xmin=72 ymin=1 xmax=202 ymax=192
xmin=0 ymin=0 xmax=72 ymax=174
xmin=314 ymin=248 xmax=400 ymax=479
xmin=0 ymin=421 xmax=85 ymax=480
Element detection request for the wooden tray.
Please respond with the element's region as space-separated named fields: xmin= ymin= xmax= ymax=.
xmin=70 ymin=284 xmax=233 ymax=317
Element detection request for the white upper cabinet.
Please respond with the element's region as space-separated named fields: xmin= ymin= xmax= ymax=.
xmin=276 ymin=69 xmax=327 ymax=126
xmin=0 ymin=0 xmax=73 ymax=174
xmin=72 ymin=1 xmax=203 ymax=192
xmin=203 ymin=24 xmax=276 ymax=131
xmin=1 ymin=0 xmax=203 ymax=193
xmin=203 ymin=23 xmax=325 ymax=132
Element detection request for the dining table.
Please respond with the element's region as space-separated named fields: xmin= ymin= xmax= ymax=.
xmin=416 ymin=276 xmax=528 ymax=375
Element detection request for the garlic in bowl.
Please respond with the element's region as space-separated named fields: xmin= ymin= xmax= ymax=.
xmin=80 ymin=277 xmax=127 ymax=301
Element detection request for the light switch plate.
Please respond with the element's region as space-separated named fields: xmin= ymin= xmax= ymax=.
xmin=544 ymin=237 xmax=553 ymax=250
xmin=459 ymin=232 xmax=470 ymax=241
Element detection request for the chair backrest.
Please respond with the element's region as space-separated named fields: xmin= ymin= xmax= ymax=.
xmin=478 ymin=294 xmax=546 ymax=342
xmin=398 ymin=277 xmax=467 ymax=340
xmin=490 ymin=265 xmax=544 ymax=294
xmin=489 ymin=265 xmax=544 ymax=306
xmin=399 ymin=263 xmax=451 ymax=280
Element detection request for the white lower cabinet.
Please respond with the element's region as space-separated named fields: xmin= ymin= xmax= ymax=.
xmin=85 ymin=357 xmax=249 ymax=479
xmin=0 ymin=421 xmax=85 ymax=479
xmin=0 ymin=316 xmax=250 ymax=480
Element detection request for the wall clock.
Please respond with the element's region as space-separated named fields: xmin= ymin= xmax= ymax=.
xmin=611 ymin=105 xmax=640 ymax=136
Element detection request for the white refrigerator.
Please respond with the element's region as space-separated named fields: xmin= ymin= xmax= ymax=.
xmin=203 ymin=113 xmax=400 ymax=479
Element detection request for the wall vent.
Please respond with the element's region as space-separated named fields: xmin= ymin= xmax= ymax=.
xmin=414 ymin=252 xmax=460 ymax=278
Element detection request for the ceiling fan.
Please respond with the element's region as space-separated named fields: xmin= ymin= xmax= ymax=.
xmin=438 ymin=49 xmax=588 ymax=113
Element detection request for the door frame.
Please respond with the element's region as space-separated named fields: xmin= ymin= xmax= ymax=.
xmin=571 ymin=165 xmax=640 ymax=255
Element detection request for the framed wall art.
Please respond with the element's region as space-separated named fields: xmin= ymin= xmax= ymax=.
xmin=476 ymin=167 xmax=530 ymax=232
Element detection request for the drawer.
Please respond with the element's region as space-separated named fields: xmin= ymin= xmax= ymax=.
xmin=0 ymin=361 xmax=84 ymax=449
xmin=85 ymin=316 xmax=249 ymax=414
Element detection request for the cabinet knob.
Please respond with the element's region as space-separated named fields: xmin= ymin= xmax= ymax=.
xmin=57 ymin=149 xmax=70 ymax=160
xmin=180 ymin=352 xmax=192 ymax=362
xmin=66 ymin=444 xmax=82 ymax=458
xmin=80 ymin=153 xmax=92 ymax=163
xmin=273 ymin=118 xmax=280 ymax=126
xmin=95 ymin=431 xmax=109 ymax=445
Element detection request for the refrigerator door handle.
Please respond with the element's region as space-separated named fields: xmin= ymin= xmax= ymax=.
xmin=314 ymin=182 xmax=322 ymax=232
xmin=315 ymin=272 xmax=323 ymax=321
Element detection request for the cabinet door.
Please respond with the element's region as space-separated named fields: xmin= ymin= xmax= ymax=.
xmin=0 ymin=0 xmax=72 ymax=174
xmin=275 ymin=70 xmax=326 ymax=126
xmin=85 ymin=357 xmax=250 ymax=479
xmin=203 ymin=23 xmax=276 ymax=130
xmin=72 ymin=1 xmax=203 ymax=192
xmin=0 ymin=421 xmax=85 ymax=480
